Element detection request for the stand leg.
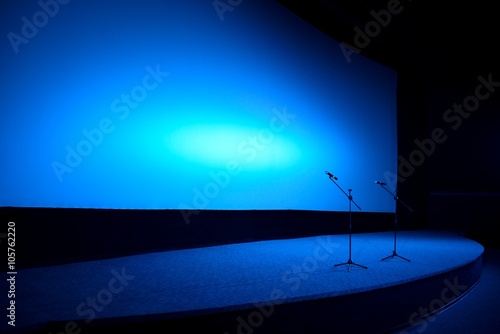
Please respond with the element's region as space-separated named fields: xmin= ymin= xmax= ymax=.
xmin=334 ymin=190 xmax=368 ymax=271
xmin=381 ymin=251 xmax=411 ymax=262
xmin=381 ymin=214 xmax=410 ymax=262
xmin=334 ymin=259 xmax=368 ymax=272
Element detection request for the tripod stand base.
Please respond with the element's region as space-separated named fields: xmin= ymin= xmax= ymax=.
xmin=334 ymin=259 xmax=368 ymax=272
xmin=381 ymin=251 xmax=411 ymax=262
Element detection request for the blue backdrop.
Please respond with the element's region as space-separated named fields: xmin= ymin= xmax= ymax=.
xmin=0 ymin=0 xmax=397 ymax=212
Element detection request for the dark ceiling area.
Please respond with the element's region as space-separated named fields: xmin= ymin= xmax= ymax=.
xmin=277 ymin=0 xmax=499 ymax=75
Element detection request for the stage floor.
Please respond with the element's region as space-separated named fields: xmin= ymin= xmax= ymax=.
xmin=2 ymin=229 xmax=484 ymax=333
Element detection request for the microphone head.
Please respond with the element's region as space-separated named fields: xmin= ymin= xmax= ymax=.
xmin=325 ymin=171 xmax=337 ymax=180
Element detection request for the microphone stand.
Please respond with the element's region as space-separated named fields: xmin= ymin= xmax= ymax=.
xmin=326 ymin=172 xmax=367 ymax=272
xmin=375 ymin=182 xmax=413 ymax=262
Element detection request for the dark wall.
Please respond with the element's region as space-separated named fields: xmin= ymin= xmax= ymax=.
xmin=422 ymin=71 xmax=500 ymax=248
xmin=394 ymin=68 xmax=430 ymax=230
xmin=1 ymin=207 xmax=394 ymax=269
xmin=395 ymin=65 xmax=500 ymax=248
xmin=425 ymin=72 xmax=500 ymax=192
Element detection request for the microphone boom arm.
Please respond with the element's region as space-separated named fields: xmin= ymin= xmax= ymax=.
xmin=328 ymin=174 xmax=361 ymax=210
xmin=376 ymin=182 xmax=413 ymax=213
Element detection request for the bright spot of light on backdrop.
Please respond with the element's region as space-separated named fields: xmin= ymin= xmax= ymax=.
xmin=0 ymin=0 xmax=397 ymax=212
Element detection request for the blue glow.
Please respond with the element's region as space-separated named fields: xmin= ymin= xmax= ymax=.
xmin=0 ymin=0 xmax=397 ymax=212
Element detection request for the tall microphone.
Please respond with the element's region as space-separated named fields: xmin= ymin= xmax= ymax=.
xmin=325 ymin=171 xmax=338 ymax=180
xmin=375 ymin=181 xmax=386 ymax=185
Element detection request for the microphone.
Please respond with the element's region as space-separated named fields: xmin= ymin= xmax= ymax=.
xmin=375 ymin=181 xmax=386 ymax=185
xmin=325 ymin=171 xmax=338 ymax=180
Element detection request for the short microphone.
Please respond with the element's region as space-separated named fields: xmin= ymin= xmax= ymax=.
xmin=375 ymin=181 xmax=386 ymax=185
xmin=325 ymin=171 xmax=338 ymax=180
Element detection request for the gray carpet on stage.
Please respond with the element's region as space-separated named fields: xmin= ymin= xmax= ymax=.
xmin=1 ymin=229 xmax=488 ymax=333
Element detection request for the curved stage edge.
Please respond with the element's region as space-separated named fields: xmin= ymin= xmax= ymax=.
xmin=2 ymin=230 xmax=483 ymax=334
